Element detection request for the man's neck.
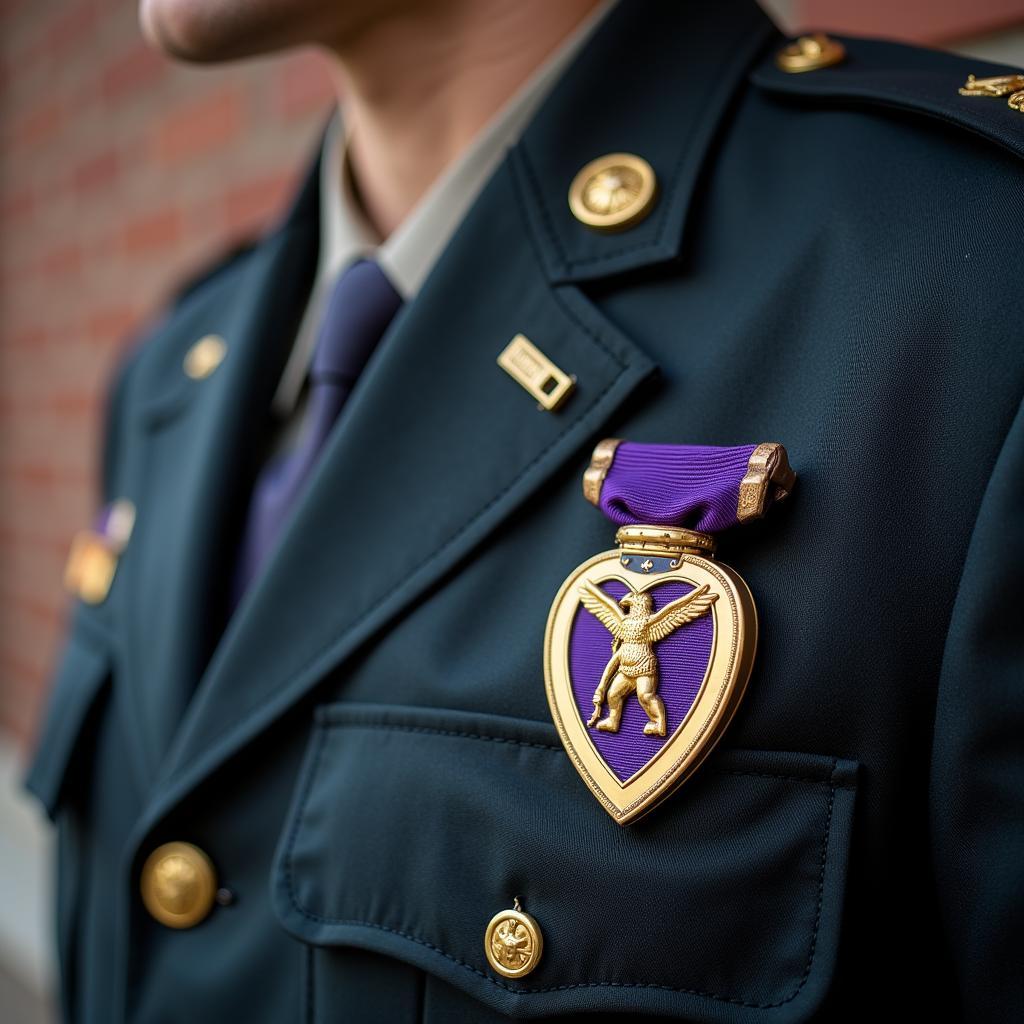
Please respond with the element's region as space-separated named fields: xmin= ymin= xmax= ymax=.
xmin=325 ymin=0 xmax=601 ymax=239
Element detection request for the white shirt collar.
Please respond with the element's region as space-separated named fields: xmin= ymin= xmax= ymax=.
xmin=273 ymin=0 xmax=616 ymax=415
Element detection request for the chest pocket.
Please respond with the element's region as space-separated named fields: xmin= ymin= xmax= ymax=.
xmin=24 ymin=614 xmax=113 ymax=820
xmin=272 ymin=702 xmax=859 ymax=1022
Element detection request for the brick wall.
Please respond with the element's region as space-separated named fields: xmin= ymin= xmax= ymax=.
xmin=0 ymin=0 xmax=335 ymax=744
xmin=801 ymin=0 xmax=1024 ymax=44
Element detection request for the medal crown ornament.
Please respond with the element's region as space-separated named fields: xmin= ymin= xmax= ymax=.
xmin=544 ymin=440 xmax=794 ymax=824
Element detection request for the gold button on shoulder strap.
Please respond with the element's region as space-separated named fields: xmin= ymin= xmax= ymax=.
xmin=776 ymin=33 xmax=846 ymax=73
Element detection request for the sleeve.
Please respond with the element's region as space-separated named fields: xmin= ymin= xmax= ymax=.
xmin=928 ymin=394 xmax=1024 ymax=1021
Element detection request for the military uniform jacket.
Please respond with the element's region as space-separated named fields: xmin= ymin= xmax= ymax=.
xmin=25 ymin=1 xmax=1024 ymax=1021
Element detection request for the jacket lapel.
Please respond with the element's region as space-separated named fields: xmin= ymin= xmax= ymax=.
xmin=156 ymin=155 xmax=658 ymax=796
xmin=139 ymin=0 xmax=779 ymax=819
xmin=115 ymin=165 xmax=320 ymax=776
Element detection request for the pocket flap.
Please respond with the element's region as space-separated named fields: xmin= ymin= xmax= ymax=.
xmin=24 ymin=621 xmax=112 ymax=819
xmin=272 ymin=703 xmax=859 ymax=1022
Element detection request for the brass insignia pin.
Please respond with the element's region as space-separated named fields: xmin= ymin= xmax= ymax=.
xmin=544 ymin=440 xmax=794 ymax=824
xmin=958 ymin=73 xmax=1024 ymax=112
xmin=63 ymin=498 xmax=135 ymax=605
xmin=483 ymin=897 xmax=543 ymax=979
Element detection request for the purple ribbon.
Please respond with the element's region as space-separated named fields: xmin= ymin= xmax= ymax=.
xmin=591 ymin=441 xmax=791 ymax=534
xmin=92 ymin=499 xmax=135 ymax=551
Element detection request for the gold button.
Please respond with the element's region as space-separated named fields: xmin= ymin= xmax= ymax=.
xmin=141 ymin=842 xmax=217 ymax=929
xmin=484 ymin=900 xmax=543 ymax=979
xmin=183 ymin=334 xmax=227 ymax=379
xmin=776 ymin=33 xmax=846 ymax=73
xmin=568 ymin=153 xmax=657 ymax=232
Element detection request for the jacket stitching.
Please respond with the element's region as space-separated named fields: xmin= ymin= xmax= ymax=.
xmin=317 ymin=721 xmax=855 ymax=790
xmin=503 ymin=153 xmax=628 ymax=368
xmin=305 ymin=944 xmax=315 ymax=1024
xmin=319 ymin=721 xmax=564 ymax=753
xmin=282 ymin=727 xmax=842 ymax=1008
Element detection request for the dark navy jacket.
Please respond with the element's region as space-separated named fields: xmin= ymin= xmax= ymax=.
xmin=25 ymin=1 xmax=1024 ymax=1020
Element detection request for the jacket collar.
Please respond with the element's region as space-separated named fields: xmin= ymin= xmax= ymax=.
xmin=515 ymin=0 xmax=779 ymax=282
xmin=126 ymin=0 xmax=781 ymax=826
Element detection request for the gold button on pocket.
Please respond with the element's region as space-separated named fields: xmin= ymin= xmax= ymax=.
xmin=483 ymin=899 xmax=543 ymax=979
xmin=568 ymin=153 xmax=657 ymax=232
xmin=183 ymin=334 xmax=227 ymax=379
xmin=141 ymin=841 xmax=218 ymax=929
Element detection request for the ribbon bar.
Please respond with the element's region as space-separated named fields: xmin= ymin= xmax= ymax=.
xmin=583 ymin=440 xmax=794 ymax=534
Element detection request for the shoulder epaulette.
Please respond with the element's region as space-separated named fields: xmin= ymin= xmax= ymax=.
xmin=169 ymin=236 xmax=260 ymax=309
xmin=751 ymin=33 xmax=1024 ymax=164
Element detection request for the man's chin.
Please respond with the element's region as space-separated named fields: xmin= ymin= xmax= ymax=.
xmin=138 ymin=0 xmax=302 ymax=63
xmin=140 ymin=0 xmax=223 ymax=62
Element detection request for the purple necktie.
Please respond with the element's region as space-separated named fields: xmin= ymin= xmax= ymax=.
xmin=232 ymin=259 xmax=402 ymax=604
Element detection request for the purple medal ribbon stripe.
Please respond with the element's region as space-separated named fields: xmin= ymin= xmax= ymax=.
xmin=566 ymin=440 xmax=791 ymax=783
xmin=597 ymin=442 xmax=759 ymax=533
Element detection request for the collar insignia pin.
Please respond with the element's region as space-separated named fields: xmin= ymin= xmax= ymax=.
xmin=544 ymin=440 xmax=795 ymax=824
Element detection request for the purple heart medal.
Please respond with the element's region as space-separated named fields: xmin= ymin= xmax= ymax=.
xmin=544 ymin=440 xmax=795 ymax=824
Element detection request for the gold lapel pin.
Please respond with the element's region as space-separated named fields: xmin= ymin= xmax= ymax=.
xmin=497 ymin=334 xmax=575 ymax=411
xmin=183 ymin=334 xmax=228 ymax=379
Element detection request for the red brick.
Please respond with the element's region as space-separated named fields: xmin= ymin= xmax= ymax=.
xmin=153 ymin=88 xmax=244 ymax=163
xmin=49 ymin=390 xmax=100 ymax=419
xmin=9 ymin=98 xmax=63 ymax=150
xmin=39 ymin=242 xmax=83 ymax=276
xmin=100 ymin=42 xmax=168 ymax=101
xmin=0 ymin=187 xmax=35 ymax=223
xmin=46 ymin=0 xmax=100 ymax=61
xmin=88 ymin=305 xmax=142 ymax=343
xmin=2 ymin=592 xmax=64 ymax=631
xmin=0 ymin=651 xmax=46 ymax=687
xmin=121 ymin=208 xmax=184 ymax=253
xmin=73 ymin=149 xmax=119 ymax=193
xmin=7 ymin=462 xmax=57 ymax=488
xmin=800 ymin=0 xmax=1024 ymax=44
xmin=222 ymin=172 xmax=294 ymax=234
xmin=5 ymin=325 xmax=49 ymax=350
xmin=3 ymin=462 xmax=93 ymax=491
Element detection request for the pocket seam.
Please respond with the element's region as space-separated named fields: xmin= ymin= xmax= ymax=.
xmin=318 ymin=720 xmax=564 ymax=753
xmin=282 ymin=719 xmax=846 ymax=1010
xmin=316 ymin=719 xmax=856 ymax=789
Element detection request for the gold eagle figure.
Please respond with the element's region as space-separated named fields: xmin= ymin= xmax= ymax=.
xmin=578 ymin=581 xmax=718 ymax=737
